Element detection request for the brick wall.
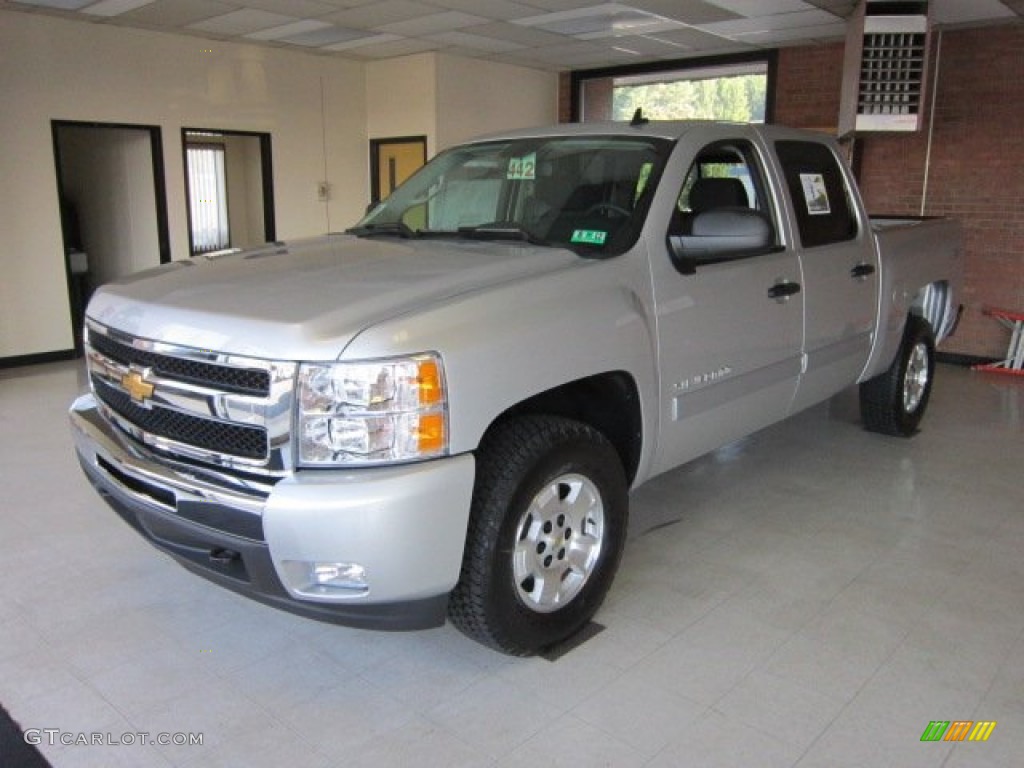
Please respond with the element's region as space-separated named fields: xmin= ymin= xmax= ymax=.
xmin=775 ymin=26 xmax=1024 ymax=358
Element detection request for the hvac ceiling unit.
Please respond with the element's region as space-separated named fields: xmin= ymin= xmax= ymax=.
xmin=839 ymin=1 xmax=932 ymax=136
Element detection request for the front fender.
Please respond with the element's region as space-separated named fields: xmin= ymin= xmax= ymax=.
xmin=341 ymin=252 xmax=659 ymax=481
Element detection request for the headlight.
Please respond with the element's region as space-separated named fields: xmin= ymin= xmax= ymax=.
xmin=296 ymin=353 xmax=447 ymax=466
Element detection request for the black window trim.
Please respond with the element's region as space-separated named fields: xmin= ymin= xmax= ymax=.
xmin=569 ymin=50 xmax=778 ymax=124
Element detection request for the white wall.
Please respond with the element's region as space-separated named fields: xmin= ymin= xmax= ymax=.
xmin=436 ymin=54 xmax=559 ymax=150
xmin=0 ymin=10 xmax=367 ymax=358
xmin=0 ymin=11 xmax=558 ymax=361
xmin=58 ymin=126 xmax=160 ymax=287
xmin=365 ymin=53 xmax=558 ymax=158
xmin=365 ymin=54 xmax=438 ymax=156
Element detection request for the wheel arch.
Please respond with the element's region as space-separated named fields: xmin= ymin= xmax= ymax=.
xmin=483 ymin=371 xmax=643 ymax=487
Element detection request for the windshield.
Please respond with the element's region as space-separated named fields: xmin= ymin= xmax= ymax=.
xmin=351 ymin=135 xmax=672 ymax=257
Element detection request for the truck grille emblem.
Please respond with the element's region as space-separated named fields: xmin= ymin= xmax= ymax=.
xmin=121 ymin=370 xmax=155 ymax=404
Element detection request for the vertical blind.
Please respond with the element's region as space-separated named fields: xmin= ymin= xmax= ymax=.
xmin=187 ymin=144 xmax=229 ymax=253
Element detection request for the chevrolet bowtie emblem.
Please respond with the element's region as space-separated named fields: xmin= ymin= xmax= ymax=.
xmin=121 ymin=370 xmax=155 ymax=403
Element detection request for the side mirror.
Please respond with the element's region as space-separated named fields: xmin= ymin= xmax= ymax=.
xmin=669 ymin=209 xmax=774 ymax=274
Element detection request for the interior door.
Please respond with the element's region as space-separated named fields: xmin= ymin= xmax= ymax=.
xmin=371 ymin=136 xmax=427 ymax=203
xmin=649 ymin=131 xmax=804 ymax=475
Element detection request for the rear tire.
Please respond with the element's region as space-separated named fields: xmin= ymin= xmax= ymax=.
xmin=448 ymin=415 xmax=628 ymax=655
xmin=860 ymin=315 xmax=935 ymax=437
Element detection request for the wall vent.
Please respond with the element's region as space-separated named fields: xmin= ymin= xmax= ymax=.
xmin=839 ymin=1 xmax=931 ymax=136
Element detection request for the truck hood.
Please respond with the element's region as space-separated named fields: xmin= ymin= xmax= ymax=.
xmin=87 ymin=235 xmax=580 ymax=360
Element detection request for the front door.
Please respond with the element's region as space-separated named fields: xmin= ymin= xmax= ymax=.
xmin=649 ymin=129 xmax=804 ymax=475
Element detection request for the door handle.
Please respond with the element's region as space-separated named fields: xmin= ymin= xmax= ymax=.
xmin=767 ymin=281 xmax=801 ymax=302
xmin=850 ymin=263 xmax=876 ymax=280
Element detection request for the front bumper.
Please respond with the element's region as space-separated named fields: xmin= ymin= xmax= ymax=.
xmin=70 ymin=393 xmax=476 ymax=630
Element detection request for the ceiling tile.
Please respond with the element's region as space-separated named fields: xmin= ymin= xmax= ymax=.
xmin=189 ymin=9 xmax=295 ymax=35
xmin=83 ymin=0 xmax=158 ymax=17
xmin=321 ymin=0 xmax=438 ymax=30
xmin=487 ymin=51 xmax=563 ymax=70
xmin=514 ymin=4 xmax=688 ymax=39
xmin=515 ymin=0 xmax=601 ymax=9
xmin=8 ymin=0 xmax=92 ymax=9
xmin=735 ymin=21 xmax=846 ymax=43
xmin=627 ymin=0 xmax=742 ymax=24
xmin=236 ymin=0 xmax=340 ymax=18
xmin=424 ymin=0 xmax=538 ymax=21
xmin=321 ymin=32 xmax=402 ymax=51
xmin=802 ymin=0 xmax=857 ymax=17
xmin=931 ymin=0 xmax=1014 ymax=25
xmin=702 ymin=0 xmax=813 ymax=16
xmin=696 ymin=7 xmax=838 ymax=37
xmin=423 ymin=29 xmax=525 ymax=52
xmin=281 ymin=25 xmax=369 ymax=46
xmin=119 ymin=0 xmax=239 ymax=29
xmin=245 ymin=18 xmax=331 ymax=40
xmin=377 ymin=10 xmax=487 ymax=35
xmin=461 ymin=20 xmax=569 ymax=46
xmin=345 ymin=37 xmax=440 ymax=57
xmin=644 ymin=25 xmax=754 ymax=49
xmin=603 ymin=33 xmax=691 ymax=55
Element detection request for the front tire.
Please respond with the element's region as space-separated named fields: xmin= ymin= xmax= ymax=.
xmin=860 ymin=315 xmax=935 ymax=436
xmin=448 ymin=416 xmax=628 ymax=655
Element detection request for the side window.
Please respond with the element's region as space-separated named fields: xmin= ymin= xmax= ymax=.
xmin=774 ymin=140 xmax=858 ymax=248
xmin=668 ymin=141 xmax=767 ymax=237
xmin=666 ymin=140 xmax=776 ymax=273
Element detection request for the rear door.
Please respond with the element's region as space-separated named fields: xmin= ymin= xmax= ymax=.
xmin=648 ymin=128 xmax=804 ymax=475
xmin=771 ymin=139 xmax=878 ymax=410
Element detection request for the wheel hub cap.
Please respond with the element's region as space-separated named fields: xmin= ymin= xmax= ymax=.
xmin=903 ymin=341 xmax=930 ymax=413
xmin=512 ymin=473 xmax=605 ymax=613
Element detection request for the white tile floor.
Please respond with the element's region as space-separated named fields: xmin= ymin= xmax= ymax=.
xmin=1 ymin=360 xmax=1021 ymax=767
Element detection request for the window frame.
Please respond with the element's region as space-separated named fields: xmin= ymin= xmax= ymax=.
xmin=773 ymin=140 xmax=860 ymax=250
xmin=665 ymin=138 xmax=782 ymax=274
xmin=569 ymin=50 xmax=777 ymax=124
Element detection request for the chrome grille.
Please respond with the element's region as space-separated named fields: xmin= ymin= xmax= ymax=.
xmin=89 ymin=329 xmax=270 ymax=396
xmin=92 ymin=377 xmax=267 ymax=460
xmin=85 ymin=320 xmax=296 ymax=475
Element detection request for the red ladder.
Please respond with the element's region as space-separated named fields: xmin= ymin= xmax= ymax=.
xmin=974 ymin=305 xmax=1024 ymax=376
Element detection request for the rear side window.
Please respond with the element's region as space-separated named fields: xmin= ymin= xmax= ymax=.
xmin=774 ymin=140 xmax=858 ymax=248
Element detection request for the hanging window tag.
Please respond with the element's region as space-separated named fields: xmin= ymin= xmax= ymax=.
xmin=507 ymin=152 xmax=536 ymax=180
xmin=799 ymin=173 xmax=831 ymax=215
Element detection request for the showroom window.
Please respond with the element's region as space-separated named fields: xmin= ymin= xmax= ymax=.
xmin=571 ymin=53 xmax=775 ymax=124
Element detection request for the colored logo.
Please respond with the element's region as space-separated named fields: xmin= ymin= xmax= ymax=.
xmin=121 ymin=369 xmax=155 ymax=405
xmin=921 ymin=721 xmax=996 ymax=742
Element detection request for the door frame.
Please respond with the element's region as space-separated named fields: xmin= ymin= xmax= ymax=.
xmin=181 ymin=127 xmax=276 ymax=256
xmin=51 ymin=119 xmax=171 ymax=355
xmin=369 ymin=135 xmax=427 ymax=204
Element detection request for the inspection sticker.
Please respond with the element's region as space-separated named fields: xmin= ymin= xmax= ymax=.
xmin=571 ymin=229 xmax=607 ymax=245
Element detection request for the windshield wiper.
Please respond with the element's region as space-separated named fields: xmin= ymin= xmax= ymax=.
xmin=346 ymin=222 xmax=417 ymax=239
xmin=457 ymin=225 xmax=545 ymax=246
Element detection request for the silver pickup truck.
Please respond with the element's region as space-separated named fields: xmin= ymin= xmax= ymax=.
xmin=70 ymin=120 xmax=962 ymax=655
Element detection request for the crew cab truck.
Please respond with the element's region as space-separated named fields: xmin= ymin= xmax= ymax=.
xmin=70 ymin=120 xmax=962 ymax=655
